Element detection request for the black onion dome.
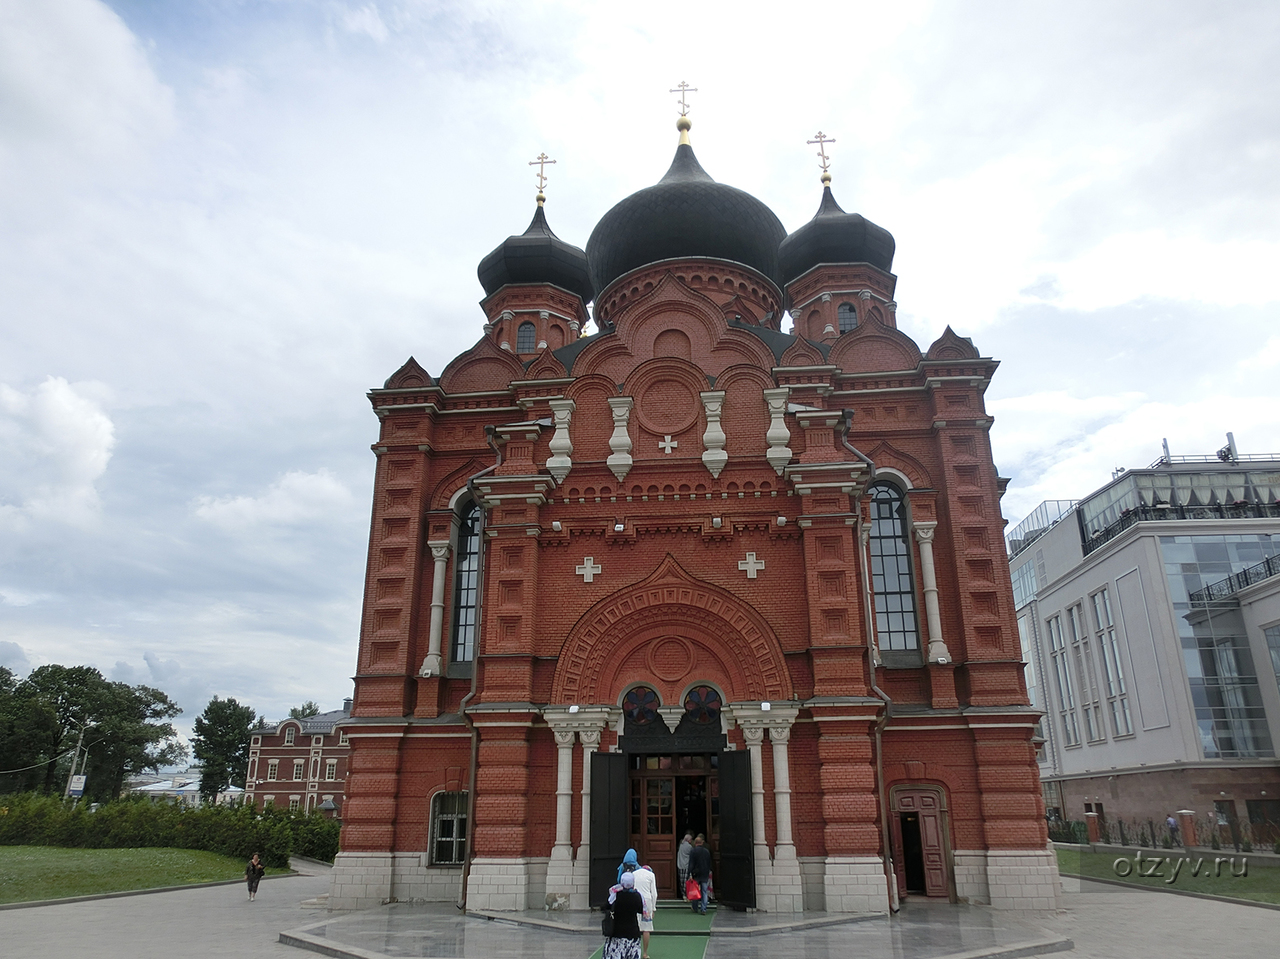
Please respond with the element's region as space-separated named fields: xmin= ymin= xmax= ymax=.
xmin=778 ymin=186 xmax=895 ymax=286
xmin=477 ymin=204 xmax=594 ymax=303
xmin=586 ymin=143 xmax=787 ymax=295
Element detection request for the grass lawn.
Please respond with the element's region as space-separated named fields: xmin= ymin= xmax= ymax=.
xmin=0 ymin=846 xmax=281 ymax=904
xmin=1056 ymin=847 xmax=1280 ymax=905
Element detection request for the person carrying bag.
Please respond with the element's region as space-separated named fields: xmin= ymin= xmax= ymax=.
xmin=603 ymin=871 xmax=644 ymax=959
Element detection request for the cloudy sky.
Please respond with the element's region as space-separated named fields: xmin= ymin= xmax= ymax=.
xmin=2 ymin=0 xmax=1277 ymax=743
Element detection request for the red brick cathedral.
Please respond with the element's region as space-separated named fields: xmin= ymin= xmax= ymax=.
xmin=330 ymin=115 xmax=1058 ymax=914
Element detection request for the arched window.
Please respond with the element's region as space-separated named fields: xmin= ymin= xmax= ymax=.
xmin=868 ymin=482 xmax=920 ymax=653
xmin=450 ymin=501 xmax=482 ymax=663
xmin=622 ymin=685 xmax=659 ymax=726
xmin=516 ymin=321 xmax=536 ymax=352
xmin=430 ymin=790 xmax=468 ymax=864
xmin=837 ymin=302 xmax=858 ymax=332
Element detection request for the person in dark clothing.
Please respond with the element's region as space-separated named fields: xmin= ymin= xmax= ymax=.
xmin=244 ymin=852 xmax=265 ymax=901
xmin=604 ymin=870 xmax=644 ymax=959
xmin=687 ymin=833 xmax=712 ymax=914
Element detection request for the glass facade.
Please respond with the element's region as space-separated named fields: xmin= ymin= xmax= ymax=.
xmin=1160 ymin=534 xmax=1280 ymax=758
xmin=1011 ymin=560 xmax=1038 ymax=609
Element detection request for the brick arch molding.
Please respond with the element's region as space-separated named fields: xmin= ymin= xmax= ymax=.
xmin=551 ymin=554 xmax=793 ymax=705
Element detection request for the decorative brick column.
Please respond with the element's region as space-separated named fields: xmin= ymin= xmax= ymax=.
xmin=1177 ymin=810 xmax=1196 ymax=848
xmin=812 ymin=702 xmax=888 ymax=914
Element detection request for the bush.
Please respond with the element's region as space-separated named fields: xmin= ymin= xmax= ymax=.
xmin=0 ymin=793 xmax=341 ymax=868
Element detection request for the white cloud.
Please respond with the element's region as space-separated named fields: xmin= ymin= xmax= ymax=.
xmin=194 ymin=469 xmax=356 ymax=531
xmin=337 ymin=3 xmax=391 ymax=42
xmin=0 ymin=377 xmax=116 ymax=527
xmin=0 ymin=640 xmax=29 ymax=673
xmin=0 ymin=0 xmax=173 ymax=177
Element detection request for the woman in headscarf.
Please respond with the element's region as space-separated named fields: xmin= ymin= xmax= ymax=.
xmin=604 ymin=870 xmax=644 ymax=959
xmin=616 ymin=847 xmax=639 ymax=883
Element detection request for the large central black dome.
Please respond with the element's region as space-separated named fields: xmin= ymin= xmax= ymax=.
xmin=586 ymin=140 xmax=787 ymax=296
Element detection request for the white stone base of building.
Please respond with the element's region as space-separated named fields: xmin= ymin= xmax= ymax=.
xmin=544 ymin=849 xmax=591 ymax=910
xmin=985 ymin=848 xmax=1062 ymax=910
xmin=822 ymin=855 xmax=891 ymax=913
xmin=798 ymin=856 xmax=827 ymax=911
xmin=328 ymin=851 xmax=394 ymax=910
xmin=753 ymin=849 xmax=805 ymax=912
xmin=952 ymin=848 xmax=1061 ymax=910
xmin=328 ymin=851 xmax=465 ymax=910
xmin=465 ymin=857 xmax=549 ymax=910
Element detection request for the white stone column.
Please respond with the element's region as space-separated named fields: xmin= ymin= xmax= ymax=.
xmin=741 ymin=725 xmax=769 ymax=851
xmin=606 ymin=397 xmax=634 ymax=481
xmin=762 ymin=387 xmax=792 ymax=475
xmin=770 ymin=725 xmax=796 ymax=857
xmin=546 ymin=398 xmax=575 ymax=483
xmin=552 ymin=730 xmax=576 ymax=863
xmin=578 ymin=728 xmax=601 ymax=865
xmin=419 ymin=542 xmax=451 ymax=677
xmin=700 ymin=390 xmax=728 ymax=478
xmin=913 ymin=521 xmax=951 ymax=664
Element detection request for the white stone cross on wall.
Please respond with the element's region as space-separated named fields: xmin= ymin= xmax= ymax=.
xmin=738 ymin=552 xmax=765 ymax=579
xmin=575 ymin=557 xmax=602 ymax=583
xmin=658 ymin=435 xmax=678 ymax=454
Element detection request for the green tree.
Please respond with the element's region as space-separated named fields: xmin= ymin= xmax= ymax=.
xmin=16 ymin=665 xmax=185 ymax=801
xmin=0 ymin=667 xmax=60 ymax=793
xmin=288 ymin=700 xmax=321 ymax=719
xmin=191 ymin=696 xmax=257 ymax=802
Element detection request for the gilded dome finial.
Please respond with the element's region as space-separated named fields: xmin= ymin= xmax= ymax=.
xmin=807 ymin=131 xmax=836 ymax=186
xmin=529 ymin=152 xmax=555 ymax=206
xmin=670 ymin=80 xmax=697 ymax=145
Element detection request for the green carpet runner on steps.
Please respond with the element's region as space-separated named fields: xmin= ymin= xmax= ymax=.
xmin=586 ymin=904 xmax=716 ymax=959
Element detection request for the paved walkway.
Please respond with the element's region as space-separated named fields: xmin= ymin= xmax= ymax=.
xmin=0 ymin=868 xmax=1275 ymax=959
xmin=0 ymin=858 xmax=334 ymax=959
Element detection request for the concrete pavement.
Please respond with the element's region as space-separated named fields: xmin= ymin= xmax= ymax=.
xmin=0 ymin=857 xmax=334 ymax=959
xmin=1 ymin=866 xmax=1276 ymax=959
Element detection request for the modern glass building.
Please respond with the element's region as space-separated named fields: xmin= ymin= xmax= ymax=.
xmin=1006 ymin=441 xmax=1280 ymax=836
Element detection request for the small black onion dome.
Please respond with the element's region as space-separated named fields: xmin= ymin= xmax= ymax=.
xmin=586 ymin=141 xmax=787 ymax=295
xmin=477 ymin=204 xmax=594 ymax=303
xmin=778 ymin=185 xmax=895 ymax=286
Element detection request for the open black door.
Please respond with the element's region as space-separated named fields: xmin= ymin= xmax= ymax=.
xmin=589 ymin=751 xmax=629 ymax=906
xmin=715 ymin=749 xmax=755 ymax=909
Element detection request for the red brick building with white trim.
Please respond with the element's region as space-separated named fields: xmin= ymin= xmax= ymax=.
xmin=245 ymin=703 xmax=351 ymax=816
xmin=329 ymin=116 xmax=1058 ymax=914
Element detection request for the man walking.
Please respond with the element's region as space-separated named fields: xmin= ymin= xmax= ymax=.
xmin=676 ymin=832 xmax=693 ymax=899
xmin=688 ymin=833 xmax=712 ymax=915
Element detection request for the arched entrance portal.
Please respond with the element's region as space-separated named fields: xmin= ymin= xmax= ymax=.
xmin=556 ymin=557 xmax=792 ymax=909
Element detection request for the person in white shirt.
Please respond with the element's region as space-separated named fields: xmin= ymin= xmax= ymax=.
xmin=630 ymin=863 xmax=658 ymax=959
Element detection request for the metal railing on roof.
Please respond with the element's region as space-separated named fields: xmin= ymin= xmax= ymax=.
xmin=1190 ymin=554 xmax=1280 ymax=606
xmin=1081 ymin=502 xmax=1280 ymax=556
xmin=1147 ymin=453 xmax=1280 ymax=468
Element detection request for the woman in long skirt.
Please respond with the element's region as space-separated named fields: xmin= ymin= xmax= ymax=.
xmin=604 ymin=870 xmax=644 ymax=959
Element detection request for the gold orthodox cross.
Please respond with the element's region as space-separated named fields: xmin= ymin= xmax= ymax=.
xmin=807 ymin=132 xmax=836 ymax=174
xmin=529 ymin=153 xmax=556 ymax=193
xmin=670 ymin=81 xmax=697 ymax=117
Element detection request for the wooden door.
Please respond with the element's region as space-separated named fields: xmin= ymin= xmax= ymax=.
xmin=893 ymin=787 xmax=950 ymax=899
xmin=715 ymin=750 xmax=755 ymax=908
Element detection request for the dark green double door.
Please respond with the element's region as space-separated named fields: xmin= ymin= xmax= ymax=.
xmin=590 ymin=750 xmax=754 ymax=908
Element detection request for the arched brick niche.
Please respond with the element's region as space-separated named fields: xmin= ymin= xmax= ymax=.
xmin=552 ymin=554 xmax=792 ymax=705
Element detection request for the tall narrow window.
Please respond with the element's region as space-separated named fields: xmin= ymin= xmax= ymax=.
xmin=284 ymin=726 xmax=295 ymax=745
xmin=451 ymin=501 xmax=482 ymax=663
xmin=868 ymin=482 xmax=920 ymax=654
xmin=431 ymin=791 xmax=469 ymax=865
xmin=1047 ymin=614 xmax=1081 ymax=746
xmin=1068 ymin=604 xmax=1105 ymax=742
xmin=516 ymin=321 xmax=536 ymax=352
xmin=1092 ymin=588 xmax=1133 ymax=736
xmin=837 ymin=302 xmax=858 ymax=332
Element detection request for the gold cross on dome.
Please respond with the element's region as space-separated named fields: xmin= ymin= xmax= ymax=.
xmin=807 ymin=132 xmax=836 ymax=174
xmin=670 ymin=80 xmax=697 ymax=117
xmin=529 ymin=152 xmax=556 ymax=192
